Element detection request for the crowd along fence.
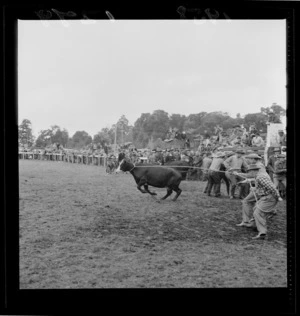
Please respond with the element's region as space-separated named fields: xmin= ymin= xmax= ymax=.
xmin=18 ymin=152 xmax=108 ymax=167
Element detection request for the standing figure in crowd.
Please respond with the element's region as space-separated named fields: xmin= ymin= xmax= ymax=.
xmin=192 ymin=151 xmax=203 ymax=180
xmin=173 ymin=149 xmax=181 ymax=161
xmin=206 ymin=151 xmax=226 ymax=197
xmin=273 ymin=153 xmax=287 ymax=192
xmin=267 ymin=147 xmax=281 ymax=181
xmin=251 ymin=133 xmax=265 ymax=147
xmin=185 ymin=138 xmax=190 ymax=149
xmin=202 ymin=152 xmax=213 ymax=184
xmin=277 ymin=129 xmax=287 ymax=147
xmin=241 ymin=132 xmax=249 ymax=147
xmin=234 ymin=164 xmax=282 ymax=239
xmin=223 ymin=148 xmax=248 ymax=199
xmin=155 ymin=149 xmax=164 ymax=164
xmin=249 ymin=124 xmax=258 ymax=135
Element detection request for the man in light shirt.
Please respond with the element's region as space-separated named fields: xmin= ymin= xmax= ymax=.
xmin=251 ymin=133 xmax=265 ymax=147
xmin=224 ymin=148 xmax=248 ymax=199
xmin=206 ymin=151 xmax=226 ymax=197
xmin=277 ymin=130 xmax=286 ymax=147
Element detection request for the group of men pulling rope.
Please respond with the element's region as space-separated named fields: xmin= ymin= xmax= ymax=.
xmin=197 ymin=148 xmax=284 ymax=239
xmin=118 ymin=147 xmax=285 ymax=240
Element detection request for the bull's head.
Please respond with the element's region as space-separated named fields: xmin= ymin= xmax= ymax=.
xmin=115 ymin=158 xmax=129 ymax=173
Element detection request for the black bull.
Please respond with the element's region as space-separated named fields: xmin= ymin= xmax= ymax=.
xmin=116 ymin=159 xmax=230 ymax=198
xmin=116 ymin=159 xmax=182 ymax=201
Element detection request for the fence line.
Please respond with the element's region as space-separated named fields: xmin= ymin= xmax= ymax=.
xmin=18 ymin=152 xmax=108 ymax=167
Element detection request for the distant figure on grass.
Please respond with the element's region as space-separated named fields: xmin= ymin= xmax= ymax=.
xmin=234 ymin=164 xmax=282 ymax=239
xmin=116 ymin=159 xmax=183 ymax=201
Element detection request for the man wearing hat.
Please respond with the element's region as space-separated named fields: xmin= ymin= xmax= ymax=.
xmin=223 ymin=148 xmax=249 ymax=199
xmin=278 ymin=130 xmax=286 ymax=147
xmin=267 ymin=148 xmax=281 ymax=182
xmin=273 ymin=154 xmax=286 ymax=191
xmin=206 ymin=151 xmax=226 ymax=197
xmin=234 ymin=164 xmax=282 ymax=239
xmin=244 ymin=153 xmax=266 ymax=173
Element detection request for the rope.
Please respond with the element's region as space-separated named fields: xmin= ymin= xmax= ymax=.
xmin=124 ymin=164 xmax=250 ymax=179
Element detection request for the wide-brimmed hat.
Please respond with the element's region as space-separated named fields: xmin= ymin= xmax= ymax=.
xmin=247 ymin=164 xmax=260 ymax=171
xmin=245 ymin=153 xmax=262 ymax=159
xmin=277 ymin=154 xmax=286 ymax=158
xmin=236 ymin=148 xmax=245 ymax=154
xmin=213 ymin=151 xmax=226 ymax=158
xmin=225 ymin=151 xmax=235 ymax=157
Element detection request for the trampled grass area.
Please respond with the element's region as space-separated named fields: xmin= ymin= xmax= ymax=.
xmin=19 ymin=159 xmax=287 ymax=288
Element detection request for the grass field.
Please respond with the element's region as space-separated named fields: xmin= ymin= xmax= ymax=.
xmin=19 ymin=159 xmax=287 ymax=288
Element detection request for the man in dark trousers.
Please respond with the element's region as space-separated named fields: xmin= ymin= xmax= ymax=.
xmin=206 ymin=151 xmax=226 ymax=197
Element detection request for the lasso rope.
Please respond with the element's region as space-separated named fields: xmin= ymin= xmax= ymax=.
xmin=125 ymin=164 xmax=250 ymax=179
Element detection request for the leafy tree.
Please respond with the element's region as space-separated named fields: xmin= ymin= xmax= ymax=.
xmin=35 ymin=125 xmax=69 ymax=148
xmin=260 ymin=103 xmax=286 ymax=123
xmin=51 ymin=127 xmax=69 ymax=146
xmin=69 ymin=131 xmax=92 ymax=149
xmin=19 ymin=119 xmax=35 ymax=147
xmin=132 ymin=113 xmax=152 ymax=148
xmin=261 ymin=103 xmax=286 ymax=117
xmin=169 ymin=113 xmax=187 ymax=131
xmin=244 ymin=112 xmax=268 ymax=133
xmin=93 ymin=129 xmax=111 ymax=148
xmin=148 ymin=110 xmax=170 ymax=140
xmin=35 ymin=129 xmax=52 ymax=148
xmin=117 ymin=115 xmax=130 ymax=145
xmin=183 ymin=112 xmax=207 ymax=134
xmin=201 ymin=112 xmax=230 ymax=134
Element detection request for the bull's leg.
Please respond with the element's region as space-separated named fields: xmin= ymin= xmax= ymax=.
xmin=137 ymin=178 xmax=148 ymax=193
xmin=143 ymin=184 xmax=157 ymax=195
xmin=172 ymin=186 xmax=182 ymax=201
xmin=161 ymin=188 xmax=173 ymax=200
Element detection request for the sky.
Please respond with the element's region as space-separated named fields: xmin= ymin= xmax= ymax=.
xmin=18 ymin=19 xmax=286 ymax=138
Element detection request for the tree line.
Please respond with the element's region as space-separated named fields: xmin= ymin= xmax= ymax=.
xmin=19 ymin=103 xmax=285 ymax=149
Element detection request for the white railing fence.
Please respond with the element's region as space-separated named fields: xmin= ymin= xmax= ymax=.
xmin=18 ymin=152 xmax=108 ymax=167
